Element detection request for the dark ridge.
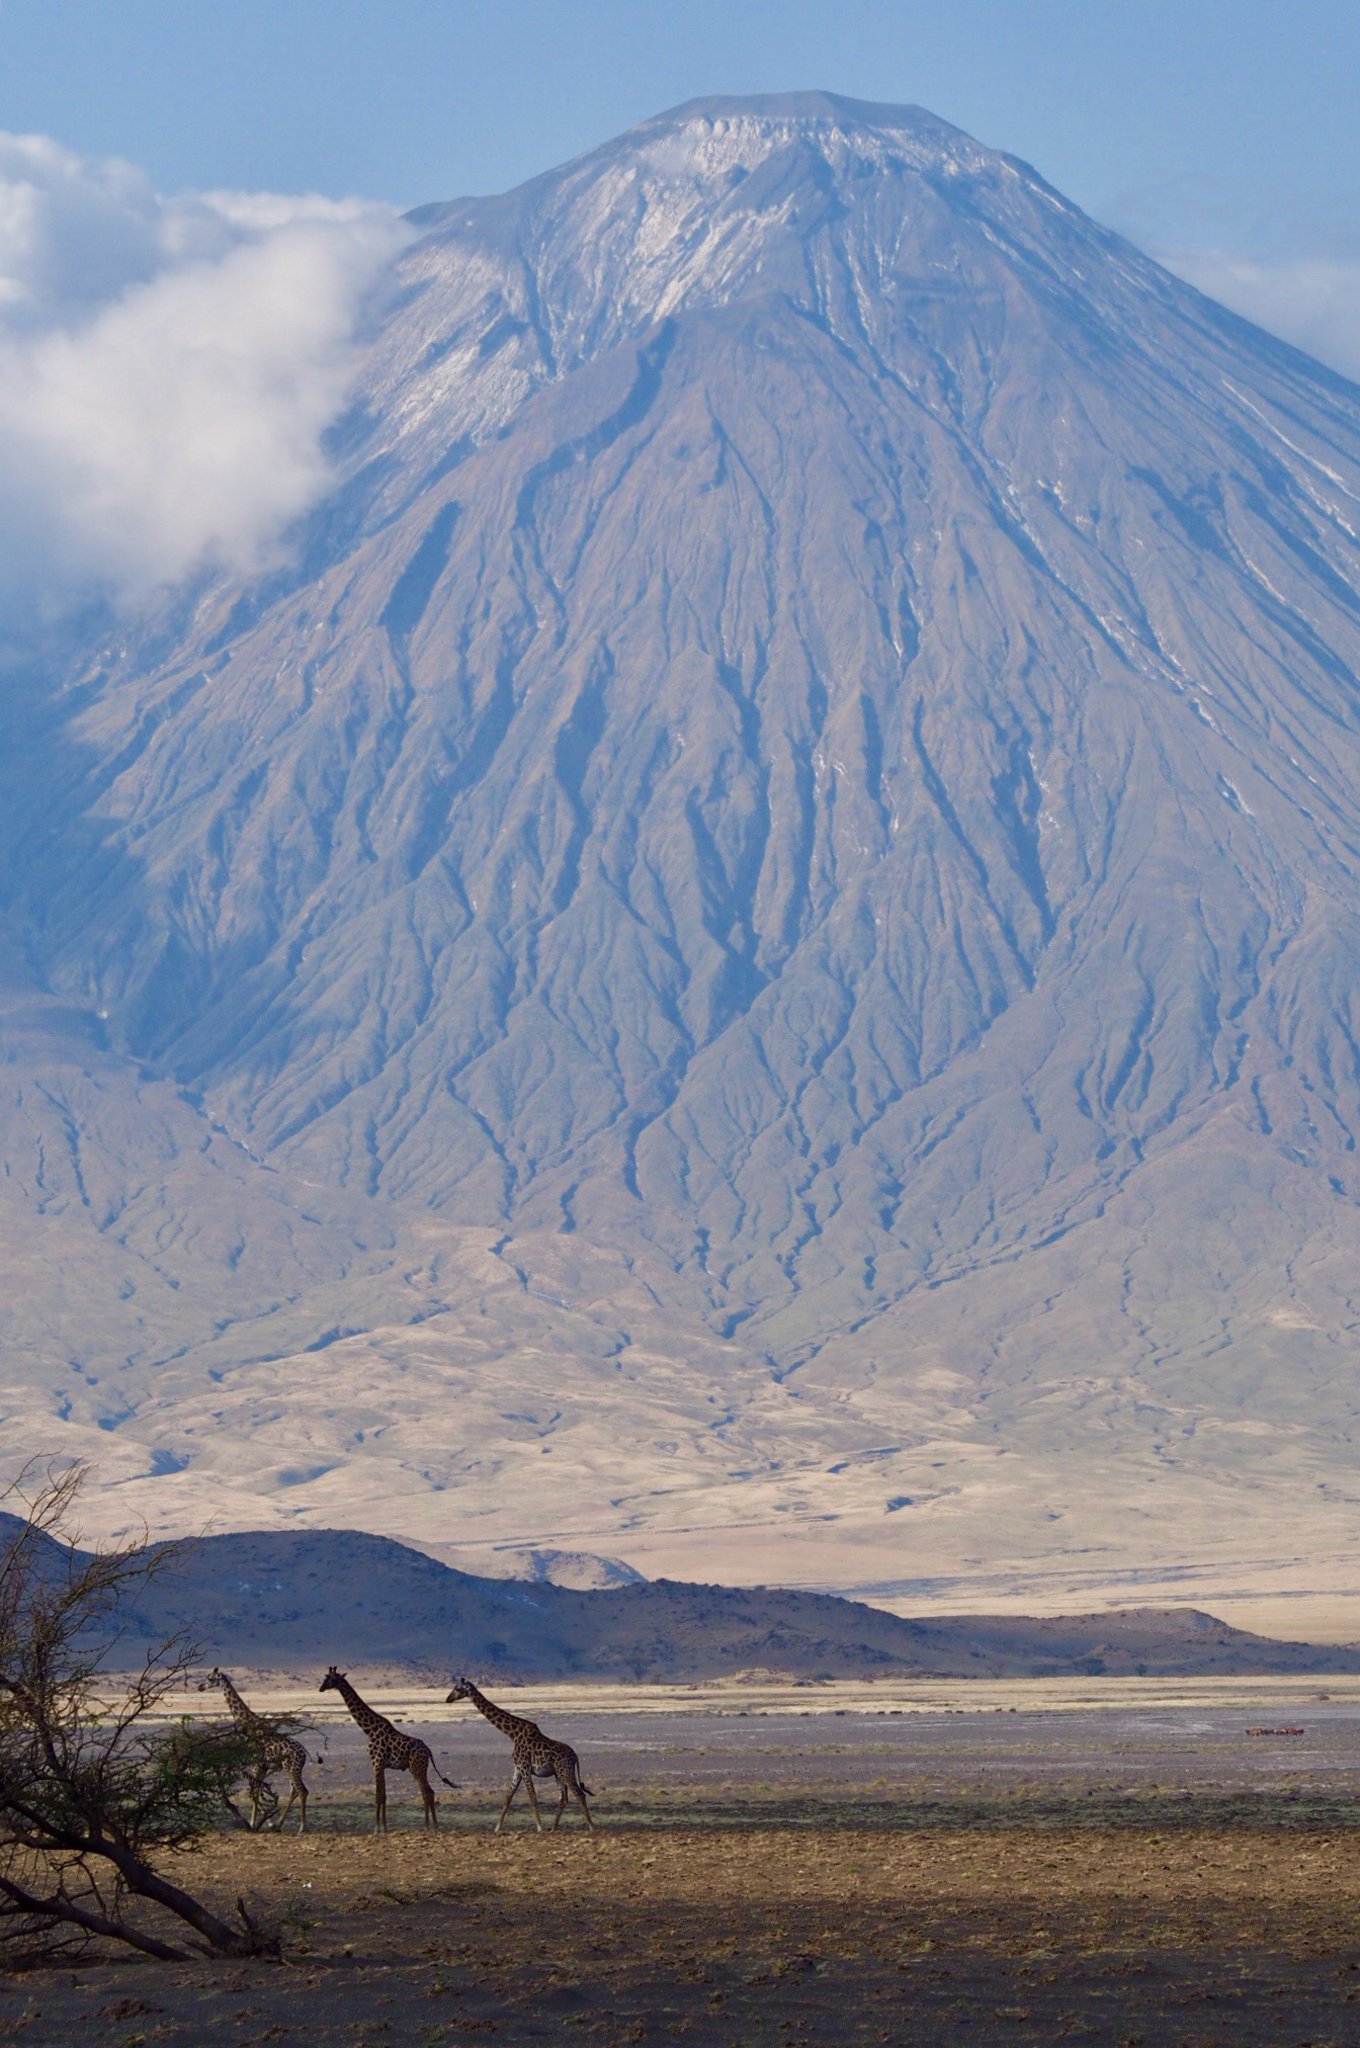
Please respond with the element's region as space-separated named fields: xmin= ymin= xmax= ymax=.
xmin=7 ymin=1517 xmax=1353 ymax=1681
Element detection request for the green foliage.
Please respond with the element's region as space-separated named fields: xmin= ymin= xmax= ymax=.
xmin=179 ymin=1706 xmax=313 ymax=1833
xmin=0 ymin=1461 xmax=277 ymax=1964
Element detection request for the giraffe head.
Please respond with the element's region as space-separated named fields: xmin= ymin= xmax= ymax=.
xmin=319 ymin=1666 xmax=347 ymax=1694
xmin=197 ymin=1666 xmax=226 ymax=1693
xmin=445 ymin=1676 xmax=474 ymax=1704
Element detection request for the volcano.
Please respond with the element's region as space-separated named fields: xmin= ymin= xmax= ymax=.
xmin=6 ymin=94 xmax=1360 ymax=1613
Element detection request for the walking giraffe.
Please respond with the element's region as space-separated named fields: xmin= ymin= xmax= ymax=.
xmin=446 ymin=1677 xmax=596 ymax=1833
xmin=197 ymin=1667 xmax=310 ymax=1833
xmin=319 ymin=1667 xmax=455 ymax=1830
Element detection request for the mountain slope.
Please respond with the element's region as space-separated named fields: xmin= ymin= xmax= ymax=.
xmin=6 ymin=94 xmax=1360 ymax=1606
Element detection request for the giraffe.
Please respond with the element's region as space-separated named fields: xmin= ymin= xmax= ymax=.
xmin=319 ymin=1667 xmax=455 ymax=1831
xmin=446 ymin=1677 xmax=596 ymax=1833
xmin=197 ymin=1666 xmax=310 ymax=1833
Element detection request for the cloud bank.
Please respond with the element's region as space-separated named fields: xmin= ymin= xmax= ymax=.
xmin=1162 ymin=248 xmax=1360 ymax=386
xmin=0 ymin=134 xmax=404 ymax=633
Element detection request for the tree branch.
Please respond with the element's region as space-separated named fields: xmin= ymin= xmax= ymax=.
xmin=0 ymin=1874 xmax=190 ymax=1962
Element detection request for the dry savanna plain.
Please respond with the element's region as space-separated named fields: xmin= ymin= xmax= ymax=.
xmin=10 ymin=1675 xmax=1360 ymax=2045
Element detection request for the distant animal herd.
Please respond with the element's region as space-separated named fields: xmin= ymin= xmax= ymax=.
xmin=197 ymin=1667 xmax=596 ymax=1834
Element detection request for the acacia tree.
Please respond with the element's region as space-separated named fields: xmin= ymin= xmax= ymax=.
xmin=0 ymin=1461 xmax=285 ymax=1964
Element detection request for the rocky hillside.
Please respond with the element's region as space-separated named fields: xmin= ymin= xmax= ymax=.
xmin=8 ymin=1514 xmax=1351 ymax=1680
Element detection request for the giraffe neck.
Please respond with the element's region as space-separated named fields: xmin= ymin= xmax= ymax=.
xmin=217 ymin=1675 xmax=258 ymax=1729
xmin=465 ymin=1683 xmax=533 ymax=1739
xmin=333 ymin=1675 xmax=390 ymax=1739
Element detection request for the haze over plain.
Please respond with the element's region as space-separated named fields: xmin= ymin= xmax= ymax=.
xmin=4 ymin=89 xmax=1360 ymax=1627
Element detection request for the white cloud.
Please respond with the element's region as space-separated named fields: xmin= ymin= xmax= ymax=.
xmin=0 ymin=133 xmax=405 ymax=631
xmin=1163 ymin=248 xmax=1360 ymax=386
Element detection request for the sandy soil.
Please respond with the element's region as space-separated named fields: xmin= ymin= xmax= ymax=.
xmin=862 ymin=1579 xmax=1360 ymax=1649
xmin=9 ymin=1690 xmax=1360 ymax=2044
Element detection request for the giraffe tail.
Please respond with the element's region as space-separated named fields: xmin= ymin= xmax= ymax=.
xmin=435 ymin=1763 xmax=460 ymax=1789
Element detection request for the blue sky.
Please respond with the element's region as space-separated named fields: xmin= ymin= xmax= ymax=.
xmin=1 ymin=0 xmax=1356 ymax=264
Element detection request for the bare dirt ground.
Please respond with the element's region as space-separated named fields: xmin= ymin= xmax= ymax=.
xmin=9 ymin=1683 xmax=1360 ymax=2045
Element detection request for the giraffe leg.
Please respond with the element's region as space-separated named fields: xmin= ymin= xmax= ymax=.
xmin=551 ymin=1779 xmax=570 ymax=1831
xmin=276 ymin=1760 xmax=307 ymax=1833
xmin=495 ymin=1772 xmax=523 ymax=1832
xmin=374 ymin=1762 xmax=387 ymax=1833
xmin=574 ymin=1783 xmax=597 ymax=1832
xmin=414 ymin=1762 xmax=439 ymax=1828
xmin=523 ymin=1773 xmax=545 ymax=1833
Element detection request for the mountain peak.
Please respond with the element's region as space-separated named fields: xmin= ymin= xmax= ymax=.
xmin=380 ymin=83 xmax=1163 ymax=525
xmin=590 ymin=90 xmax=1016 ymax=205
xmin=391 ymin=81 xmax=1100 ymax=458
xmin=13 ymin=93 xmax=1360 ymax=1618
xmin=406 ymin=93 xmax=992 ymax=231
xmin=406 ymin=88 xmax=1028 ymax=253
xmin=623 ymin=89 xmax=980 ymax=158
